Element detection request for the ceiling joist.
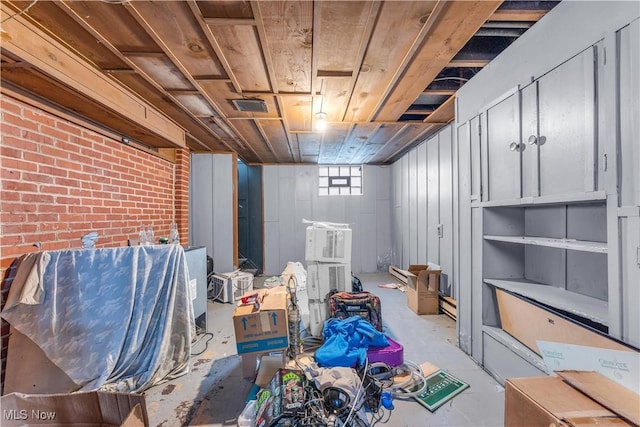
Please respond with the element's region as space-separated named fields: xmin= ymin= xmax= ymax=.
xmin=0 ymin=0 xmax=558 ymax=164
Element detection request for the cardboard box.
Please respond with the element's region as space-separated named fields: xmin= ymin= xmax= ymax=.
xmin=233 ymin=288 xmax=289 ymax=355
xmin=254 ymin=355 xmax=286 ymax=388
xmin=4 ymin=326 xmax=78 ymax=394
xmin=505 ymin=374 xmax=636 ymax=426
xmin=0 ymin=391 xmax=148 ymax=426
xmin=406 ymin=264 xmax=440 ymax=315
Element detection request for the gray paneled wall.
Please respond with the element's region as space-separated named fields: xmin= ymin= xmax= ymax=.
xmin=262 ymin=165 xmax=392 ymax=275
xmin=190 ymin=153 xmax=235 ymax=273
xmin=391 ymin=124 xmax=455 ymax=296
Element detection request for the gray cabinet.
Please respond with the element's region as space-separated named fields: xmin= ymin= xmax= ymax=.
xmin=621 ymin=215 xmax=640 ymax=348
xmin=485 ymin=90 xmax=521 ymax=202
xmin=484 ymin=45 xmax=600 ymax=203
xmin=524 ymin=45 xmax=598 ymax=198
xmin=456 ymin=7 xmax=640 ymax=386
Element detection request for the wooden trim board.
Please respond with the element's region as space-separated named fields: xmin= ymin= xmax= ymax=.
xmin=496 ymin=289 xmax=633 ymax=355
xmin=0 ymin=7 xmax=185 ymax=149
xmin=440 ymin=295 xmax=457 ymax=320
xmin=389 ymin=265 xmax=410 ymax=284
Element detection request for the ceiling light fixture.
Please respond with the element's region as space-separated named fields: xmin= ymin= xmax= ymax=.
xmin=315 ymin=79 xmax=328 ymax=132
xmin=315 ymin=111 xmax=327 ymax=132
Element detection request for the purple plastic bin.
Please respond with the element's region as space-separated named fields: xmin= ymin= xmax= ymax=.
xmin=367 ymin=336 xmax=404 ymax=367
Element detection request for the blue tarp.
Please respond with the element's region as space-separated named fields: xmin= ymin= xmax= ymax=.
xmin=1 ymin=245 xmax=194 ymax=392
xmin=315 ymin=317 xmax=389 ymax=368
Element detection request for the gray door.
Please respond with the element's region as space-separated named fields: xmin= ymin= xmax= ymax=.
xmin=619 ymin=20 xmax=640 ymax=207
xmin=427 ymin=135 xmax=440 ymax=264
xmin=190 ymin=154 xmax=235 ymax=273
xmin=417 ymin=142 xmax=428 ymax=263
xmin=537 ymin=46 xmax=597 ymax=197
xmin=238 ymin=162 xmax=249 ymax=262
xmin=457 ymin=122 xmax=472 ymax=354
xmin=486 ymin=91 xmax=522 ymax=201
xmin=439 ymin=126 xmax=454 ymax=297
xmin=409 ymin=149 xmax=418 ymax=265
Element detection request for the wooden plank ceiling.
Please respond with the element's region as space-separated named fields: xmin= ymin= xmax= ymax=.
xmin=0 ymin=0 xmax=559 ymax=165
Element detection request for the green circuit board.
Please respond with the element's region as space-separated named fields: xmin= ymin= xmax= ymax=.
xmin=406 ymin=370 xmax=470 ymax=412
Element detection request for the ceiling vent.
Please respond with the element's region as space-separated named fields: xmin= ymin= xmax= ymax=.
xmin=232 ymin=98 xmax=268 ymax=113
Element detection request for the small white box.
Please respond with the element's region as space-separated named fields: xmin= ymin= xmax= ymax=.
xmin=208 ymin=271 xmax=254 ymax=303
xmin=305 ymin=226 xmax=352 ymax=263
xmin=308 ymin=300 xmax=329 ymax=337
xmin=306 ymin=262 xmax=351 ymax=301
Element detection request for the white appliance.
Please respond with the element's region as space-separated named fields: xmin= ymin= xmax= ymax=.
xmin=305 ymin=226 xmax=352 ymax=263
xmin=308 ymin=300 xmax=329 ymax=337
xmin=208 ymin=271 xmax=254 ymax=303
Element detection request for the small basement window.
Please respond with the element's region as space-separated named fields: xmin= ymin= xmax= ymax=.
xmin=318 ymin=165 xmax=362 ymax=196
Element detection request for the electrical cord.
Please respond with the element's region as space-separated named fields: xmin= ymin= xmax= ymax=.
xmin=206 ymin=272 xmax=225 ymax=302
xmin=368 ymin=360 xmax=429 ymax=399
xmin=392 ymin=360 xmax=428 ymax=399
xmin=342 ymin=357 xmax=368 ymax=426
xmin=369 ymin=406 xmax=392 ymax=427
xmin=190 ymin=332 xmax=213 ymax=356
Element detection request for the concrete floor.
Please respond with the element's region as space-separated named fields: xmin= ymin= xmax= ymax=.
xmin=144 ymin=272 xmax=505 ymax=426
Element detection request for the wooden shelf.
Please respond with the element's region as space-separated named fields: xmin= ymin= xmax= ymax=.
xmin=484 ymin=278 xmax=609 ymax=326
xmin=484 ymin=235 xmax=607 ymax=253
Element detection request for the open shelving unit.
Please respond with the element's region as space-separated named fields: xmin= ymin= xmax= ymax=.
xmin=483 ymin=278 xmax=608 ymax=326
xmin=479 ymin=201 xmax=611 ymax=379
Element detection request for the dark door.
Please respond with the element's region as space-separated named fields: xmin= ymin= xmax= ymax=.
xmin=237 ymin=161 xmax=263 ymax=274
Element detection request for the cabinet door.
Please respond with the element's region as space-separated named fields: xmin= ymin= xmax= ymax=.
xmin=536 ymin=46 xmax=597 ymax=197
xmin=621 ymin=216 xmax=640 ymax=348
xmin=486 ymin=91 xmax=521 ymax=201
xmin=470 ymin=115 xmax=482 ymax=202
xmin=619 ymin=20 xmax=640 ymax=207
xmin=521 ymin=82 xmax=539 ymax=198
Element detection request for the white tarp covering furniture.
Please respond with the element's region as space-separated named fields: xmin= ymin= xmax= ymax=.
xmin=1 ymin=245 xmax=194 ymax=393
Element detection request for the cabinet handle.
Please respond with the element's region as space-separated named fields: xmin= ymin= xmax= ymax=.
xmin=509 ymin=142 xmax=523 ymax=152
xmin=528 ymin=135 xmax=538 ymax=145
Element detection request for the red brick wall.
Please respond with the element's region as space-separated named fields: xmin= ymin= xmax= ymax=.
xmin=0 ymin=93 xmax=190 ymax=392
xmin=174 ymin=147 xmax=190 ymax=245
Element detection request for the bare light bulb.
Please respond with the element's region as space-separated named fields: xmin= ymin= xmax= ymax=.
xmin=315 ymin=112 xmax=327 ymax=132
